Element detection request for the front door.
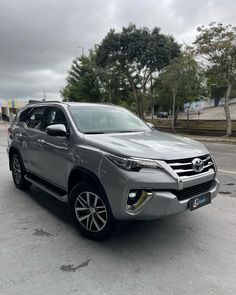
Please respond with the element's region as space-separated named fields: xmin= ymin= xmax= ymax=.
xmin=37 ymin=106 xmax=70 ymax=190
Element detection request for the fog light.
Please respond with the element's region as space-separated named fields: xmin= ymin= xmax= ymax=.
xmin=129 ymin=191 xmax=137 ymax=199
xmin=127 ymin=190 xmax=139 ymax=205
xmin=127 ymin=190 xmax=152 ymax=210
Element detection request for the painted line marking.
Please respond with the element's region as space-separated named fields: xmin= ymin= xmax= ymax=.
xmin=218 ymin=169 xmax=236 ymax=175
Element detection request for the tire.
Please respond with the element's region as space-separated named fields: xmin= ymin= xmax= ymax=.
xmin=11 ymin=153 xmax=32 ymax=190
xmin=69 ymin=183 xmax=116 ymax=241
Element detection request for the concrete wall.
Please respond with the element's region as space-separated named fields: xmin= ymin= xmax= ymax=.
xmin=184 ymin=97 xmax=236 ymax=113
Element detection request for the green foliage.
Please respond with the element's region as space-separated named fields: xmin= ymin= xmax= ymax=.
xmin=96 ymin=24 xmax=180 ymax=117
xmin=194 ymin=22 xmax=236 ymax=135
xmin=194 ymin=23 xmax=236 ymax=85
xmin=97 ymin=64 xmax=131 ymax=104
xmin=157 ymin=51 xmax=202 ymax=114
xmin=152 ymin=78 xmax=172 ymax=112
xmin=61 ymin=54 xmax=101 ymax=102
xmin=231 ymin=80 xmax=236 ymax=97
xmin=61 ymin=22 xmax=235 ymax=134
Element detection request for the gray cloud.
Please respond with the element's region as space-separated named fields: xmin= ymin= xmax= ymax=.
xmin=0 ymin=0 xmax=235 ymax=100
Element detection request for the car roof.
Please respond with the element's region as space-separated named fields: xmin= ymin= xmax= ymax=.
xmin=66 ymin=102 xmax=118 ymax=108
xmin=26 ymin=101 xmax=119 ymax=109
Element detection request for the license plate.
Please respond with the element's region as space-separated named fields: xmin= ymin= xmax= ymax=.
xmin=189 ymin=193 xmax=211 ymax=211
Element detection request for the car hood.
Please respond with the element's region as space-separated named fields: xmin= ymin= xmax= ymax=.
xmin=83 ymin=130 xmax=209 ymax=160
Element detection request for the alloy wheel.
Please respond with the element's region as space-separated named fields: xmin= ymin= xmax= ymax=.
xmin=12 ymin=156 xmax=22 ymax=185
xmin=74 ymin=191 xmax=108 ymax=232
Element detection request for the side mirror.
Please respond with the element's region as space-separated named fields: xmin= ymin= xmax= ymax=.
xmin=146 ymin=122 xmax=155 ymax=129
xmin=46 ymin=124 xmax=69 ymax=137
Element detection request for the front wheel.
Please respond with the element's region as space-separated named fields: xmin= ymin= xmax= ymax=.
xmin=69 ymin=184 xmax=116 ymax=241
xmin=11 ymin=153 xmax=31 ymax=190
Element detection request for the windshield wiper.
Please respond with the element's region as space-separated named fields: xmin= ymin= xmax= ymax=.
xmin=83 ymin=131 xmax=105 ymax=134
xmin=116 ymin=130 xmax=145 ymax=133
xmin=84 ymin=130 xmax=145 ymax=134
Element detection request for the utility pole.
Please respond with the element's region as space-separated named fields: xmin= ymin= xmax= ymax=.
xmin=77 ymin=46 xmax=84 ymax=56
xmin=43 ymin=90 xmax=46 ymax=101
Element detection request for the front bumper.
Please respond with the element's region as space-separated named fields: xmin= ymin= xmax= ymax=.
xmin=124 ymin=178 xmax=219 ymax=220
xmin=99 ymin=157 xmax=219 ymax=221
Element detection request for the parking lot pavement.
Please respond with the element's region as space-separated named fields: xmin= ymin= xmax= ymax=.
xmin=0 ymin=126 xmax=236 ymax=295
xmin=202 ymin=141 xmax=236 ymax=199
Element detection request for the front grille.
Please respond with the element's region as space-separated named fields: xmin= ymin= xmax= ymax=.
xmin=165 ymin=154 xmax=215 ymax=179
xmin=170 ymin=180 xmax=214 ymax=201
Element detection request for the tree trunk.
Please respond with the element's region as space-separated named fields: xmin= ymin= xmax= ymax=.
xmin=139 ymin=92 xmax=144 ymax=119
xmin=172 ymin=91 xmax=176 ymax=130
xmin=108 ymin=83 xmax=112 ymax=103
xmin=174 ymin=105 xmax=179 ymax=127
xmin=187 ymin=106 xmax=190 ymax=128
xmin=224 ymin=82 xmax=232 ymax=136
xmin=187 ymin=107 xmax=190 ymax=121
xmin=134 ymin=90 xmax=144 ymax=118
xmin=133 ymin=90 xmax=139 ymax=116
xmin=125 ymin=73 xmax=144 ymax=118
xmin=151 ymin=104 xmax=154 ymax=120
xmin=150 ymin=77 xmax=154 ymax=120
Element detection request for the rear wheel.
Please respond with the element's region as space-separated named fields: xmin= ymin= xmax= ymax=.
xmin=11 ymin=153 xmax=31 ymax=190
xmin=69 ymin=183 xmax=116 ymax=241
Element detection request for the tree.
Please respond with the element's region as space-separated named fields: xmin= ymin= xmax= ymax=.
xmin=97 ymin=64 xmax=131 ymax=105
xmin=96 ymin=24 xmax=180 ymax=118
xmin=158 ymin=51 xmax=201 ymax=129
xmin=61 ymin=53 xmax=101 ymax=102
xmin=61 ymin=50 xmax=133 ymax=106
xmin=194 ymin=23 xmax=236 ymax=136
xmin=154 ymin=81 xmax=172 ymax=113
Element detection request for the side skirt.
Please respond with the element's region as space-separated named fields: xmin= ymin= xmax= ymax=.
xmin=25 ymin=173 xmax=68 ymax=203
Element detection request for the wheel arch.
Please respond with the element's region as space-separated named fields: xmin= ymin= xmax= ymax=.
xmin=68 ymin=167 xmax=107 ymax=199
xmin=9 ymin=146 xmax=20 ymax=170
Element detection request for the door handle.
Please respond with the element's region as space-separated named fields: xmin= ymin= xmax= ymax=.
xmin=37 ymin=139 xmax=45 ymax=144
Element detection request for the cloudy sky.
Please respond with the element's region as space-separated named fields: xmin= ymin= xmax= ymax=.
xmin=0 ymin=0 xmax=235 ymax=100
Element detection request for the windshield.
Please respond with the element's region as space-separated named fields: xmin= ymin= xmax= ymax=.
xmin=69 ymin=105 xmax=150 ymax=134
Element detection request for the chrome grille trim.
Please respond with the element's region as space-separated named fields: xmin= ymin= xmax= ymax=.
xmin=165 ymin=154 xmax=215 ymax=179
xmin=174 ymin=162 xmax=214 ymax=174
xmin=180 ymin=170 xmax=214 ymax=180
xmin=169 ymin=162 xmax=192 ymax=167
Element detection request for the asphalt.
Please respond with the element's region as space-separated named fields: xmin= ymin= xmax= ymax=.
xmin=0 ymin=124 xmax=235 ymax=295
xmin=202 ymin=141 xmax=236 ymax=198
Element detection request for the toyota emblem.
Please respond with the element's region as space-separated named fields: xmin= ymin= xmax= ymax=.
xmin=192 ymin=158 xmax=204 ymax=173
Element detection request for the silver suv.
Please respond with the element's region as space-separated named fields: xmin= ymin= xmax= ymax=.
xmin=8 ymin=102 xmax=219 ymax=240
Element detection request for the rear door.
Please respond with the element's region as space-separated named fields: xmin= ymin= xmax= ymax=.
xmin=10 ymin=106 xmax=33 ymax=170
xmin=23 ymin=106 xmax=47 ymax=176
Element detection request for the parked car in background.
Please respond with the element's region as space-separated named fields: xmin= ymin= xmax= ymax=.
xmin=8 ymin=102 xmax=219 ymax=240
xmin=157 ymin=111 xmax=168 ymax=118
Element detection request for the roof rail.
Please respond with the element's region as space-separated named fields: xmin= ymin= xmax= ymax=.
xmin=27 ymin=100 xmax=63 ymax=105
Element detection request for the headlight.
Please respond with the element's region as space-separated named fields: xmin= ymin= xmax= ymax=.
xmin=103 ymin=152 xmax=162 ymax=171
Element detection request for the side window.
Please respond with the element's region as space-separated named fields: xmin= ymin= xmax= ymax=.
xmin=45 ymin=108 xmax=67 ymax=130
xmin=25 ymin=107 xmax=46 ymax=130
xmin=18 ymin=107 xmax=33 ymax=122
